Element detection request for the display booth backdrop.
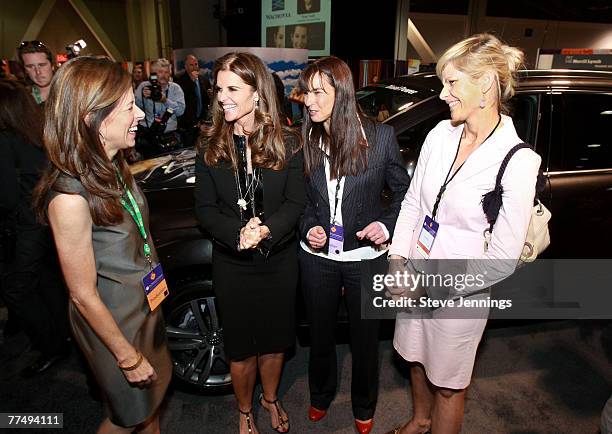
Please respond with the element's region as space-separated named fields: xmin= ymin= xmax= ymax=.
xmin=173 ymin=47 xmax=308 ymax=97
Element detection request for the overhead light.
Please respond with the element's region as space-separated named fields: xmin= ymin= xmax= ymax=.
xmin=551 ymin=80 xmax=570 ymax=85
xmin=587 ymin=144 xmax=601 ymax=148
xmin=600 ymin=110 xmax=612 ymax=115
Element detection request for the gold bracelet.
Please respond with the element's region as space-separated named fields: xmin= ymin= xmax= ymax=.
xmin=118 ymin=352 xmax=143 ymax=371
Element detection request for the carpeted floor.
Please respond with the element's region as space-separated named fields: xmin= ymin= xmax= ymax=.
xmin=0 ymin=315 xmax=610 ymax=433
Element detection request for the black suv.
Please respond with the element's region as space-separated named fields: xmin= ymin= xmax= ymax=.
xmin=133 ymin=69 xmax=612 ymax=393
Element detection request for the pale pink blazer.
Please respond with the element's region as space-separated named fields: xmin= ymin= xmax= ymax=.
xmin=389 ymin=115 xmax=541 ymax=292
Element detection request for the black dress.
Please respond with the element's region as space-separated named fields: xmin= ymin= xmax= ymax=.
xmin=194 ymin=134 xmax=306 ymax=360
xmin=0 ymin=131 xmax=69 ymax=357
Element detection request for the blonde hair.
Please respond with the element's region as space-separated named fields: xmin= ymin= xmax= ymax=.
xmin=436 ymin=33 xmax=524 ymax=113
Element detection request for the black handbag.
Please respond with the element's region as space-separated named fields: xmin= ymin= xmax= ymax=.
xmin=481 ymin=143 xmax=551 ymax=264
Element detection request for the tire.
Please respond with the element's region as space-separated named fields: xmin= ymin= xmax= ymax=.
xmin=164 ymin=277 xmax=232 ymax=394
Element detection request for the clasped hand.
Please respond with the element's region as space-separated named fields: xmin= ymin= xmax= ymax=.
xmin=239 ymin=217 xmax=270 ymax=250
xmin=308 ymin=221 xmax=388 ymax=251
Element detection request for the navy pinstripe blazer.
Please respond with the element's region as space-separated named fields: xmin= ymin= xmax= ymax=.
xmin=299 ymin=119 xmax=410 ymax=252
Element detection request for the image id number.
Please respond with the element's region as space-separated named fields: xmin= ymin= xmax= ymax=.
xmin=0 ymin=413 xmax=63 ymax=428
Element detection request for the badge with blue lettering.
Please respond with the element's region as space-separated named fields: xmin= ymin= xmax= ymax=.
xmin=142 ymin=263 xmax=169 ymax=311
xmin=328 ymin=224 xmax=344 ymax=256
xmin=415 ymin=215 xmax=439 ymax=260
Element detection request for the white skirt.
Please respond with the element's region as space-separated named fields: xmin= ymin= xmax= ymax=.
xmin=393 ymin=298 xmax=489 ymax=390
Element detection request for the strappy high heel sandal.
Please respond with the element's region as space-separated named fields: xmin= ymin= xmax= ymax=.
xmin=239 ymin=408 xmax=255 ymax=434
xmin=259 ymin=393 xmax=290 ymax=433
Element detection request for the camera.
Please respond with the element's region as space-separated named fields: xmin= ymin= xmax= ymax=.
xmin=149 ymin=108 xmax=174 ymax=137
xmin=148 ymin=73 xmax=163 ymax=102
xmin=66 ymin=39 xmax=87 ymax=59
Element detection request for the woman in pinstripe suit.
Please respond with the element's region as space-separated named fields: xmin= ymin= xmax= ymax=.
xmin=297 ymin=56 xmax=410 ymax=434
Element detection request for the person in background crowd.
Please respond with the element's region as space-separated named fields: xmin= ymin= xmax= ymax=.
xmin=271 ymin=72 xmax=293 ymax=125
xmin=33 ymin=56 xmax=171 ymax=433
xmin=135 ymin=58 xmax=185 ymax=136
xmin=385 ymin=33 xmax=540 ymax=434
xmin=291 ymin=24 xmax=308 ymax=49
xmin=16 ymin=40 xmax=55 ymax=105
xmin=175 ymin=54 xmax=210 ymax=147
xmin=132 ymin=63 xmax=146 ymax=91
xmin=0 ymin=79 xmax=70 ymax=377
xmin=298 ymin=56 xmax=409 ymax=434
xmin=195 ymin=52 xmax=305 ymax=434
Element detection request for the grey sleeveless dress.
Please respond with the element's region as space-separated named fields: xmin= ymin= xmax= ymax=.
xmin=49 ymin=176 xmax=171 ymax=427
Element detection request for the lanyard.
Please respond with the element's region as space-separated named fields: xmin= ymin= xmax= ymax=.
xmin=32 ymin=85 xmax=43 ymax=104
xmin=323 ymin=153 xmax=342 ymax=224
xmin=115 ymin=168 xmax=152 ymax=265
xmin=431 ymin=115 xmax=501 ymax=221
xmin=331 ymin=175 xmax=342 ymax=224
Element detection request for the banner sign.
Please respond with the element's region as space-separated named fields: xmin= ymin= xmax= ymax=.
xmin=261 ymin=0 xmax=331 ymax=56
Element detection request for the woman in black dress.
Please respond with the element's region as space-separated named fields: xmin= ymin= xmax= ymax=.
xmin=194 ymin=52 xmax=305 ymax=434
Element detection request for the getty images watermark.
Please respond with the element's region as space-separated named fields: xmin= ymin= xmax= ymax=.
xmin=360 ymin=258 xmax=522 ymax=319
xmin=371 ymin=269 xmax=513 ymax=310
xmin=361 ymin=258 xmax=612 ymax=320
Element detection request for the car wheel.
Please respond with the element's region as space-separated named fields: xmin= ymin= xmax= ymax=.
xmin=164 ymin=278 xmax=232 ymax=393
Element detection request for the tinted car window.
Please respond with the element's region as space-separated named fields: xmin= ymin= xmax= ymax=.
xmin=508 ymin=93 xmax=539 ymax=145
xmin=548 ymin=93 xmax=612 ymax=171
xmin=396 ymin=109 xmax=448 ymax=154
xmin=357 ymin=84 xmax=432 ymax=119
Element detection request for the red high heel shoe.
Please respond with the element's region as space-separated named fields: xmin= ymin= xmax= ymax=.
xmin=355 ymin=418 xmax=374 ymax=434
xmin=308 ymin=406 xmax=327 ymax=422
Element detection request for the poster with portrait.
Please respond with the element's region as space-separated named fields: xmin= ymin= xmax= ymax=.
xmin=261 ymin=0 xmax=331 ymax=56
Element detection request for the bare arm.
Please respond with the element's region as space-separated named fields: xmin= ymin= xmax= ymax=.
xmin=48 ymin=193 xmax=156 ymax=384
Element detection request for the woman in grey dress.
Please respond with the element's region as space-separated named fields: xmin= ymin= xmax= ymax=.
xmin=33 ymin=57 xmax=171 ymax=433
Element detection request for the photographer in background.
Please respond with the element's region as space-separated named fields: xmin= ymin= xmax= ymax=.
xmin=135 ymin=58 xmax=185 ymax=158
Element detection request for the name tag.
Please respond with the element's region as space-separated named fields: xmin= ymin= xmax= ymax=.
xmin=142 ymin=263 xmax=169 ymax=311
xmin=328 ymin=224 xmax=344 ymax=256
xmin=415 ymin=215 xmax=439 ymax=260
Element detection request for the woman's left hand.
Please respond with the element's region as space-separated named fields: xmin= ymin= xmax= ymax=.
xmin=356 ymin=222 xmax=388 ymax=245
xmin=239 ymin=217 xmax=270 ymax=250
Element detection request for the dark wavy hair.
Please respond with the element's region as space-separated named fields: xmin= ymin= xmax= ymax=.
xmin=0 ymin=79 xmax=43 ymax=147
xmin=33 ymin=56 xmax=133 ymax=226
xmin=298 ymin=56 xmax=369 ymax=178
xmin=201 ymin=52 xmax=299 ymax=170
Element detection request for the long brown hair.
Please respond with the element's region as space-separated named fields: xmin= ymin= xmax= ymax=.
xmin=298 ymin=56 xmax=369 ymax=178
xmin=201 ymin=52 xmax=299 ymax=170
xmin=0 ymin=79 xmax=43 ymax=147
xmin=33 ymin=56 xmax=133 ymax=226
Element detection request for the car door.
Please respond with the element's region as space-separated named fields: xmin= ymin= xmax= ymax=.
xmin=542 ymin=91 xmax=612 ymax=258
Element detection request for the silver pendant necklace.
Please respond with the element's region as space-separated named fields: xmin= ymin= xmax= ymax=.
xmin=235 ymin=168 xmax=259 ymax=212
